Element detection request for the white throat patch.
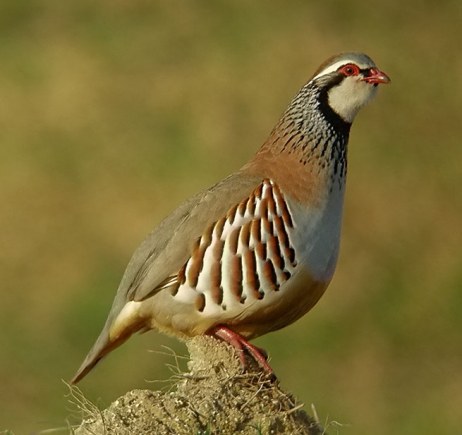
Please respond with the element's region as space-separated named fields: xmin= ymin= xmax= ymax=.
xmin=327 ymin=77 xmax=378 ymax=123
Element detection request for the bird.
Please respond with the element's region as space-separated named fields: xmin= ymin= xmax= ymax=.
xmin=71 ymin=52 xmax=390 ymax=384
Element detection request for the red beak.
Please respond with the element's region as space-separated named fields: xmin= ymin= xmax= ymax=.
xmin=362 ymin=67 xmax=391 ymax=85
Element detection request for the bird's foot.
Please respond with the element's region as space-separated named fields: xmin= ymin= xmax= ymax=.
xmin=208 ymin=325 xmax=274 ymax=376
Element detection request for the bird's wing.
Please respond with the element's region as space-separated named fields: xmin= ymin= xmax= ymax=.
xmin=71 ymin=170 xmax=264 ymax=384
xmin=105 ymin=171 xmax=265 ymax=328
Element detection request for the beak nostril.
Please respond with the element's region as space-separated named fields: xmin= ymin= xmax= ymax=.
xmin=363 ymin=67 xmax=391 ymax=85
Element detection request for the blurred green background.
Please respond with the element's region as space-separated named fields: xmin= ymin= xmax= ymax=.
xmin=1 ymin=1 xmax=461 ymax=433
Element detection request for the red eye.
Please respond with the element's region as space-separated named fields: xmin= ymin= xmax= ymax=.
xmin=339 ymin=63 xmax=360 ymax=76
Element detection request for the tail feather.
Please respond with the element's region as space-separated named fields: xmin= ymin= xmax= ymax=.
xmin=70 ymin=331 xmax=126 ymax=384
xmin=71 ymin=298 xmax=148 ymax=384
xmin=70 ymin=320 xmax=145 ymax=384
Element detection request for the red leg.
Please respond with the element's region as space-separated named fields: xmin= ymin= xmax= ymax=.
xmin=208 ymin=325 xmax=274 ymax=374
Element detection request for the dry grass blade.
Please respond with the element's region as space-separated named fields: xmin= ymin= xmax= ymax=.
xmin=72 ymin=336 xmax=326 ymax=434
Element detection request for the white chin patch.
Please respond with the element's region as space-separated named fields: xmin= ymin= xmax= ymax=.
xmin=328 ymin=77 xmax=378 ymax=123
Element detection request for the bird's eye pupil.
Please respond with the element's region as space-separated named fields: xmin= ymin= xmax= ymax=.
xmin=339 ymin=64 xmax=358 ymax=76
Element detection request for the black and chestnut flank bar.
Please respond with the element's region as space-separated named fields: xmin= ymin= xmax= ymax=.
xmin=71 ymin=52 xmax=390 ymax=384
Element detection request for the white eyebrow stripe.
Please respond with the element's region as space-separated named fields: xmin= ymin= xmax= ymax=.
xmin=311 ymin=58 xmax=374 ymax=81
xmin=311 ymin=60 xmax=351 ymax=81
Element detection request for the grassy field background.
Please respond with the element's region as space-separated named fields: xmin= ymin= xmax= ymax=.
xmin=1 ymin=1 xmax=461 ymax=433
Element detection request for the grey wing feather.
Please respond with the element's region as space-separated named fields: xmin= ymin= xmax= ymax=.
xmin=70 ymin=170 xmax=263 ymax=384
xmin=105 ymin=170 xmax=263 ymax=325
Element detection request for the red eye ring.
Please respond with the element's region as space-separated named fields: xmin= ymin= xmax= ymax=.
xmin=339 ymin=63 xmax=360 ymax=77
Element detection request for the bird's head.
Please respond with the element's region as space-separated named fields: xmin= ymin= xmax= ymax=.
xmin=311 ymin=52 xmax=390 ymax=124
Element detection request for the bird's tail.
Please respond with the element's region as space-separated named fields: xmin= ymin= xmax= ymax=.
xmin=70 ymin=330 xmax=125 ymax=384
xmin=70 ymin=313 xmax=145 ymax=384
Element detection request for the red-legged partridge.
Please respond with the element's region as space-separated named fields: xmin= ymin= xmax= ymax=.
xmin=71 ymin=52 xmax=390 ymax=383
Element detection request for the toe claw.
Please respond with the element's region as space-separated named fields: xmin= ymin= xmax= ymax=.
xmin=208 ymin=325 xmax=275 ymax=375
